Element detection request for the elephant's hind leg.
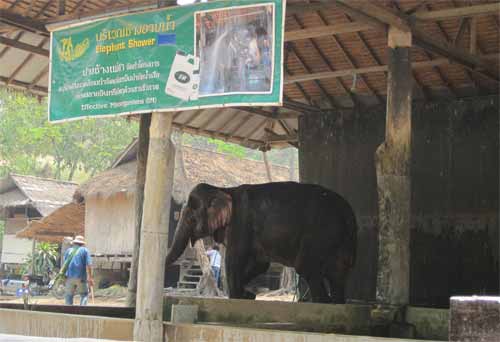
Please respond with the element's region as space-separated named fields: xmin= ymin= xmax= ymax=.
xmin=324 ymin=256 xmax=348 ymax=304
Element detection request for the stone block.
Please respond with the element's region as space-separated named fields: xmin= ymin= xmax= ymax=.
xmin=449 ymin=296 xmax=500 ymax=342
xmin=171 ymin=304 xmax=198 ymax=324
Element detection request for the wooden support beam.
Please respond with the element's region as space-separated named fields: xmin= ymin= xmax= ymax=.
xmin=332 ymin=1 xmax=499 ymax=82
xmin=0 ymin=9 xmax=49 ymax=36
xmin=0 ymin=36 xmax=49 ymax=57
xmin=470 ymin=16 xmax=477 ymax=55
xmin=291 ymin=13 xmax=358 ymax=107
xmin=413 ymin=3 xmax=500 ymax=21
xmin=134 ymin=112 xmax=175 ymax=341
xmin=126 ymin=113 xmax=151 ymax=307
xmin=58 ymin=0 xmax=66 ymax=15
xmin=284 ymin=22 xmax=373 ymax=42
xmin=264 ymin=129 xmax=298 ymax=143
xmin=316 ymin=10 xmax=384 ymax=104
xmin=236 ymin=106 xmax=300 ymax=119
xmin=283 ymin=99 xmax=322 ymax=113
xmin=0 ymin=75 xmax=48 ymax=94
xmin=7 ymin=37 xmax=49 ymax=84
xmin=284 ymin=54 xmax=500 ymax=84
xmin=375 ymin=27 xmax=412 ymax=306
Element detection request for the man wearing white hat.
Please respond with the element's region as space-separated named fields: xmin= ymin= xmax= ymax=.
xmin=63 ymin=235 xmax=94 ymax=305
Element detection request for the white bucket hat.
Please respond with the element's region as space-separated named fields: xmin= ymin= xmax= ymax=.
xmin=72 ymin=235 xmax=86 ymax=245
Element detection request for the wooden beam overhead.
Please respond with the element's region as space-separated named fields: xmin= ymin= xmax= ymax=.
xmin=413 ymin=3 xmax=500 ymax=21
xmin=284 ymin=22 xmax=373 ymax=41
xmin=0 ymin=9 xmax=49 ymax=36
xmin=0 ymin=36 xmax=49 ymax=57
xmin=236 ymin=106 xmax=299 ymax=120
xmin=332 ymin=1 xmax=499 ymax=83
xmin=0 ymin=76 xmax=48 ymax=94
xmin=284 ymin=53 xmax=499 ymax=84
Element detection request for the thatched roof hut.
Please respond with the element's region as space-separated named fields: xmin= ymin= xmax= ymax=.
xmin=74 ymin=141 xmax=297 ymax=258
xmin=0 ymin=174 xmax=77 ymax=264
xmin=16 ymin=203 xmax=84 ymax=243
xmin=76 ymin=142 xmax=296 ymax=202
xmin=0 ymin=174 xmax=77 ymax=217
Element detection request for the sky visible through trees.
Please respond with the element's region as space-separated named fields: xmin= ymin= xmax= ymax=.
xmin=0 ymin=90 xmax=297 ymax=183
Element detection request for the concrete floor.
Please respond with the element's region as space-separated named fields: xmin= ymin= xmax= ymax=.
xmin=0 ymin=334 xmax=127 ymax=341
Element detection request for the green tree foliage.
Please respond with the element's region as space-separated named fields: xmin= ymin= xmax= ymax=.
xmin=0 ymin=90 xmax=138 ymax=181
xmin=182 ymin=133 xmax=297 ymax=166
xmin=22 ymin=242 xmax=59 ymax=277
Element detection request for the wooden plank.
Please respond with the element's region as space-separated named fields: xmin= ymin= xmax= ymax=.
xmin=0 ymin=76 xmax=48 ymax=94
xmin=414 ymin=3 xmax=500 ymax=21
xmin=0 ymin=9 xmax=49 ymax=36
xmin=134 ymin=112 xmax=175 ymax=341
xmin=0 ymin=36 xmax=49 ymax=57
xmin=470 ymin=16 xmax=477 ymax=55
xmin=284 ymin=22 xmax=373 ymax=41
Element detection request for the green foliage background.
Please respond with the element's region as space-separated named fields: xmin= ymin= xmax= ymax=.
xmin=0 ymin=90 xmax=297 ymax=183
xmin=0 ymin=89 xmax=139 ymax=182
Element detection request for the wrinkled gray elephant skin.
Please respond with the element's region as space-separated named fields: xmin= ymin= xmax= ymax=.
xmin=165 ymin=182 xmax=358 ymax=304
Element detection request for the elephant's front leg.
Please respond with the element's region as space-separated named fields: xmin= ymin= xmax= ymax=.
xmin=225 ymin=249 xmax=256 ymax=299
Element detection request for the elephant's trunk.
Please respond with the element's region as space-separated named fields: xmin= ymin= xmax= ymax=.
xmin=165 ymin=207 xmax=193 ymax=266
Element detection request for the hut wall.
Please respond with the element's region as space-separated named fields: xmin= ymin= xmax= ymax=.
xmin=5 ymin=216 xmax=28 ymax=234
xmin=0 ymin=234 xmax=32 ymax=264
xmin=85 ymin=195 xmax=135 ymax=255
xmin=299 ymin=95 xmax=499 ymax=307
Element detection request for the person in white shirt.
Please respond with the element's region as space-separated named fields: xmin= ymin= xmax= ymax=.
xmin=206 ymin=245 xmax=221 ymax=288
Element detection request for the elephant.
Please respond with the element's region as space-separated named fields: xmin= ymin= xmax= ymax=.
xmin=165 ymin=181 xmax=358 ymax=304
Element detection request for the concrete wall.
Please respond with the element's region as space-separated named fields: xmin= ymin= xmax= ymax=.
xmin=299 ymin=96 xmax=499 ymax=306
xmin=164 ymin=323 xmax=442 ymax=342
xmin=0 ymin=309 xmax=133 ymax=340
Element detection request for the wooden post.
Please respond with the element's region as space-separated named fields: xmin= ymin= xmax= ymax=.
xmin=127 ymin=113 xmax=151 ymax=307
xmin=375 ymin=26 xmax=412 ymax=306
xmin=134 ymin=112 xmax=175 ymax=341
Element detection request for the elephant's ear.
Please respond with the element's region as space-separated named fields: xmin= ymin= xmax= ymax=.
xmin=207 ymin=191 xmax=232 ymax=235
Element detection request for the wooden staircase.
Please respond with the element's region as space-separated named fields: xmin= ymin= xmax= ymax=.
xmin=177 ymin=261 xmax=203 ymax=290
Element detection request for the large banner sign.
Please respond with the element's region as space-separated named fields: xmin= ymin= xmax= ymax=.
xmin=48 ymin=0 xmax=285 ymax=122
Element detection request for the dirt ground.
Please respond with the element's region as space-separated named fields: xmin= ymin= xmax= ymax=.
xmin=0 ymin=291 xmax=294 ymax=306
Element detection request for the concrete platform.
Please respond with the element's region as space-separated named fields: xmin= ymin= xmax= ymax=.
xmin=0 ymin=309 xmax=133 ymax=341
xmin=0 ymin=334 xmax=126 ymax=341
xmin=164 ymin=323 xmax=443 ymax=342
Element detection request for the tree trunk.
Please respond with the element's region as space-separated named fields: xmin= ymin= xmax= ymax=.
xmin=67 ymin=160 xmax=78 ymax=181
xmin=127 ymin=114 xmax=151 ymax=307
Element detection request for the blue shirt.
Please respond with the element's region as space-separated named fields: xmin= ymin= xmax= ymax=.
xmin=64 ymin=246 xmax=92 ymax=280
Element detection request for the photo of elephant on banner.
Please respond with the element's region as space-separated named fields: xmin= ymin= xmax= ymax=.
xmin=165 ymin=182 xmax=358 ymax=304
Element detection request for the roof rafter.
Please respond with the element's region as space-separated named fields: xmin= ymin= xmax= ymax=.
xmin=284 ymin=53 xmax=499 ymax=84
xmin=332 ymin=0 xmax=500 ymax=83
xmin=0 ymin=36 xmax=49 ymax=57
xmin=291 ymin=14 xmax=358 ymax=107
xmin=0 ymin=9 xmax=49 ymax=36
